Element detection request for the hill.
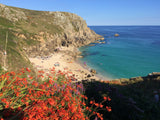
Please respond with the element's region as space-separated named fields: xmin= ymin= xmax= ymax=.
xmin=0 ymin=3 xmax=103 ymax=71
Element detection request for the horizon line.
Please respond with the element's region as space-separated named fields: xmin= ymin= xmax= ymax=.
xmin=88 ymin=25 xmax=160 ymax=26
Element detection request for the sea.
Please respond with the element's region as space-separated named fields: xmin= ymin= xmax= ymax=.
xmin=79 ymin=26 xmax=160 ymax=80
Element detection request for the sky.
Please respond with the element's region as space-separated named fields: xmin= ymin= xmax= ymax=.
xmin=0 ymin=0 xmax=160 ymax=25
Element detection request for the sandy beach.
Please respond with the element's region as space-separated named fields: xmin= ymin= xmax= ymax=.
xmin=29 ymin=46 xmax=107 ymax=82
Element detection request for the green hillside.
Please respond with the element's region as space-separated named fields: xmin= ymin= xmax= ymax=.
xmin=0 ymin=16 xmax=33 ymax=72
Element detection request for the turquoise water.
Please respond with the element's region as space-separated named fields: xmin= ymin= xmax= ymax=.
xmin=79 ymin=26 xmax=160 ymax=79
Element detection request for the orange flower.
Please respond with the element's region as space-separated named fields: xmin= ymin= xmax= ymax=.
xmin=16 ymin=92 xmax=20 ymax=96
xmin=32 ymin=81 xmax=38 ymax=87
xmin=84 ymin=96 xmax=88 ymax=100
xmin=0 ymin=68 xmax=106 ymax=120
xmin=94 ymin=103 xmax=99 ymax=107
xmin=82 ymin=102 xmax=86 ymax=106
xmin=86 ymin=107 xmax=89 ymax=110
xmin=0 ymin=93 xmax=3 ymax=97
xmin=103 ymin=96 xmax=107 ymax=100
xmin=90 ymin=100 xmax=93 ymax=104
xmin=100 ymin=104 xmax=103 ymax=108
xmin=107 ymin=97 xmax=111 ymax=101
xmin=48 ymin=98 xmax=56 ymax=106
xmin=106 ymin=106 xmax=112 ymax=112
xmin=10 ymin=71 xmax=16 ymax=76
xmin=26 ymin=68 xmax=31 ymax=72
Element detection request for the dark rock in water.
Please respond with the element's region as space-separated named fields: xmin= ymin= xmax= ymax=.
xmin=101 ymin=54 xmax=108 ymax=56
xmin=101 ymin=41 xmax=105 ymax=44
xmin=94 ymin=40 xmax=101 ymax=43
xmin=82 ymin=51 xmax=100 ymax=57
xmin=94 ymin=40 xmax=105 ymax=44
xmin=90 ymin=69 xmax=96 ymax=74
xmin=89 ymin=44 xmax=95 ymax=46
xmin=90 ymin=51 xmax=100 ymax=56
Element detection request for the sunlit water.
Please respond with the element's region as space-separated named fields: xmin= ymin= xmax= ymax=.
xmin=79 ymin=26 xmax=160 ymax=79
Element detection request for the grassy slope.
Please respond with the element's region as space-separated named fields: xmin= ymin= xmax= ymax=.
xmin=18 ymin=9 xmax=64 ymax=35
xmin=0 ymin=16 xmax=34 ymax=72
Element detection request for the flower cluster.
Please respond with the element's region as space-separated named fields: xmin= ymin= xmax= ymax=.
xmin=0 ymin=68 xmax=111 ymax=120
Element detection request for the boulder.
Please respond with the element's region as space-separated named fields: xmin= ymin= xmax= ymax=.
xmin=120 ymin=78 xmax=129 ymax=84
xmin=90 ymin=69 xmax=96 ymax=74
xmin=87 ymin=74 xmax=92 ymax=78
xmin=114 ymin=33 xmax=119 ymax=37
xmin=130 ymin=77 xmax=143 ymax=82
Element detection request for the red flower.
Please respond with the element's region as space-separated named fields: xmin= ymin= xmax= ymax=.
xmin=48 ymin=98 xmax=56 ymax=106
xmin=10 ymin=71 xmax=16 ymax=76
xmin=90 ymin=101 xmax=93 ymax=104
xmin=108 ymin=97 xmax=111 ymax=101
xmin=0 ymin=93 xmax=3 ymax=97
xmin=26 ymin=68 xmax=31 ymax=72
xmin=94 ymin=103 xmax=99 ymax=107
xmin=100 ymin=104 xmax=103 ymax=108
xmin=103 ymin=96 xmax=107 ymax=100
xmin=106 ymin=106 xmax=112 ymax=112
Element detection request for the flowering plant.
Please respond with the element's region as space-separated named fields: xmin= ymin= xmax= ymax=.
xmin=0 ymin=68 xmax=111 ymax=120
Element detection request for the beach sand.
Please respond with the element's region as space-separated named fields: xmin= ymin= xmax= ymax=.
xmin=29 ymin=46 xmax=108 ymax=82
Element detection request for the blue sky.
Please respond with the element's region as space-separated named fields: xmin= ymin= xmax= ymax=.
xmin=0 ymin=0 xmax=160 ymax=25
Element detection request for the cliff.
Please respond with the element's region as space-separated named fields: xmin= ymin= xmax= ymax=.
xmin=0 ymin=3 xmax=103 ymax=71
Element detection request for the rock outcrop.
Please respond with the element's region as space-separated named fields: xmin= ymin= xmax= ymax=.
xmin=112 ymin=72 xmax=160 ymax=85
xmin=0 ymin=3 xmax=103 ymax=57
xmin=0 ymin=4 xmax=27 ymax=22
xmin=0 ymin=3 xmax=103 ymax=70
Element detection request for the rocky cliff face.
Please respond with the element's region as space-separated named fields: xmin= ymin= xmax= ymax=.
xmin=0 ymin=4 xmax=103 ymax=57
xmin=0 ymin=4 xmax=103 ymax=70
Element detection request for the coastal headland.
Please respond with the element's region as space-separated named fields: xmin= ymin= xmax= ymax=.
xmin=0 ymin=3 xmax=104 ymax=81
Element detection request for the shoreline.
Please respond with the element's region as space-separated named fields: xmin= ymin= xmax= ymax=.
xmin=29 ymin=46 xmax=110 ymax=82
xmin=76 ymin=58 xmax=112 ymax=80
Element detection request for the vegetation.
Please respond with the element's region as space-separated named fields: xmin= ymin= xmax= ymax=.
xmin=1 ymin=67 xmax=159 ymax=120
xmin=0 ymin=28 xmax=34 ymax=71
xmin=110 ymin=79 xmax=160 ymax=120
xmin=0 ymin=17 xmax=14 ymax=28
xmin=82 ymin=79 xmax=160 ymax=120
xmin=0 ymin=68 xmax=111 ymax=120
